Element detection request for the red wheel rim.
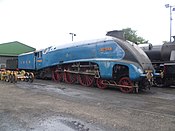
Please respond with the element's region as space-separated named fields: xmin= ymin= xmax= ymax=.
xmin=78 ymin=74 xmax=94 ymax=87
xmin=64 ymin=72 xmax=77 ymax=84
xmin=52 ymin=70 xmax=58 ymax=81
xmin=52 ymin=69 xmax=63 ymax=82
xmin=96 ymin=78 xmax=107 ymax=89
xmin=118 ymin=77 xmax=133 ymax=93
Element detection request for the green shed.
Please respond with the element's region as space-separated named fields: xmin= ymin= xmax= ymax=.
xmin=0 ymin=41 xmax=36 ymax=69
xmin=0 ymin=41 xmax=35 ymax=56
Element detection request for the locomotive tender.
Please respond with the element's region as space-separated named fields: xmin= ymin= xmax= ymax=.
xmin=141 ymin=37 xmax=175 ymax=87
xmin=18 ymin=36 xmax=155 ymax=93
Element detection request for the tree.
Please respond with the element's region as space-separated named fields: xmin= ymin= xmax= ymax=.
xmin=163 ymin=41 xmax=169 ymax=44
xmin=122 ymin=28 xmax=147 ymax=44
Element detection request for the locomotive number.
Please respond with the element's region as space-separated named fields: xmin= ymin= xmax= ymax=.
xmin=100 ymin=47 xmax=112 ymax=52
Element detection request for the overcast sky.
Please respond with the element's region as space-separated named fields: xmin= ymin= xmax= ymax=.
xmin=0 ymin=0 xmax=174 ymax=49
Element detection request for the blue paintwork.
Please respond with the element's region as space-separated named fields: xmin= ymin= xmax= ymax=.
xmin=18 ymin=37 xmax=152 ymax=81
xmin=18 ymin=52 xmax=35 ymax=70
xmin=35 ymin=51 xmax=43 ymax=69
xmin=41 ymin=40 xmax=125 ymax=69
xmin=90 ymin=60 xmax=144 ymax=80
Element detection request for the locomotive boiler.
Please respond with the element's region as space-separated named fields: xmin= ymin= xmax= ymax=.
xmin=140 ymin=36 xmax=175 ymax=87
xmin=17 ymin=35 xmax=155 ymax=93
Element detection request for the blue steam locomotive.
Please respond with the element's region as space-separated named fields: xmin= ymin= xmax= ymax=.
xmin=17 ymin=35 xmax=155 ymax=93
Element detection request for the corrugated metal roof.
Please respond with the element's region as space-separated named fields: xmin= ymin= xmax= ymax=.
xmin=0 ymin=41 xmax=36 ymax=56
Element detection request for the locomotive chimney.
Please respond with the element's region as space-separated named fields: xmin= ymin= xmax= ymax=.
xmin=106 ymin=30 xmax=125 ymax=40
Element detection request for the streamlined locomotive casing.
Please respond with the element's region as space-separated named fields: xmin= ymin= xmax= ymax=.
xmin=33 ymin=37 xmax=153 ymax=80
xmin=18 ymin=36 xmax=155 ymax=92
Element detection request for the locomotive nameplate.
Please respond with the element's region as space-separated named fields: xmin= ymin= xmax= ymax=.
xmin=100 ymin=47 xmax=112 ymax=52
xmin=37 ymin=60 xmax=42 ymax=62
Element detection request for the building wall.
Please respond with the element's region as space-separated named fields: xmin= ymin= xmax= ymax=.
xmin=0 ymin=56 xmax=17 ymax=69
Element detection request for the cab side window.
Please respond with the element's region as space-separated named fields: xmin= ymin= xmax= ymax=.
xmin=35 ymin=51 xmax=42 ymax=58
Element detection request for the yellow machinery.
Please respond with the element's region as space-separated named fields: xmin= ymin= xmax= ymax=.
xmin=0 ymin=69 xmax=34 ymax=83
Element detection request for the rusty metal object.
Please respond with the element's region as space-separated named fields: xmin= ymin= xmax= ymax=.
xmin=0 ymin=69 xmax=34 ymax=83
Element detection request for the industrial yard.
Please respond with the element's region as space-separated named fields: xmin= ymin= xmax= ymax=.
xmin=0 ymin=80 xmax=175 ymax=131
xmin=0 ymin=0 xmax=175 ymax=130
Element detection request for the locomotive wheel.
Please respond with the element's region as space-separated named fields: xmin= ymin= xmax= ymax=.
xmin=78 ymin=74 xmax=94 ymax=87
xmin=9 ymin=74 xmax=13 ymax=83
xmin=24 ymin=73 xmax=29 ymax=82
xmin=96 ymin=78 xmax=107 ymax=89
xmin=52 ymin=71 xmax=63 ymax=82
xmin=28 ymin=73 xmax=34 ymax=83
xmin=6 ymin=75 xmax=10 ymax=82
xmin=12 ymin=74 xmax=17 ymax=83
xmin=64 ymin=72 xmax=77 ymax=84
xmin=52 ymin=70 xmax=58 ymax=81
xmin=118 ymin=77 xmax=134 ymax=93
xmin=57 ymin=73 xmax=63 ymax=82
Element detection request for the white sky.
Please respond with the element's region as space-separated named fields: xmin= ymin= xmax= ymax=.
xmin=0 ymin=0 xmax=174 ymax=49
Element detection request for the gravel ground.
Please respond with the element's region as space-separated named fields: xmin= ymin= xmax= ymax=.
xmin=0 ymin=80 xmax=175 ymax=131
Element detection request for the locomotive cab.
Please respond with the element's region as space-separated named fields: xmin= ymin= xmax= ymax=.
xmin=35 ymin=50 xmax=43 ymax=70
